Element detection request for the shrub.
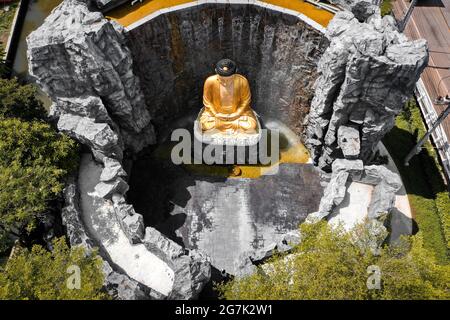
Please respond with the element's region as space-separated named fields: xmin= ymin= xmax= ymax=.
xmin=219 ymin=222 xmax=450 ymax=300
xmin=0 ymin=118 xmax=78 ymax=250
xmin=0 ymin=238 xmax=108 ymax=300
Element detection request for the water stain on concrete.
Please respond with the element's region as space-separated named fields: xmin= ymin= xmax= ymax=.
xmin=129 ymin=142 xmax=323 ymax=274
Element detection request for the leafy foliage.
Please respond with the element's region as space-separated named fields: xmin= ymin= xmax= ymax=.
xmin=380 ymin=0 xmax=393 ymax=17
xmin=0 ymin=117 xmax=78 ymax=170
xmin=0 ymin=238 xmax=108 ymax=300
xmin=0 ymin=78 xmax=46 ymax=120
xmin=219 ymin=222 xmax=450 ymax=300
xmin=0 ymin=116 xmax=78 ymax=251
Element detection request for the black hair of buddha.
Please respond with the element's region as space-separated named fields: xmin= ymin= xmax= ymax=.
xmin=215 ymin=59 xmax=237 ymax=77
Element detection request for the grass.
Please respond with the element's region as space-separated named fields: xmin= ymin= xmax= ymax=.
xmin=0 ymin=1 xmax=19 ymax=50
xmin=380 ymin=0 xmax=393 ymax=16
xmin=383 ymin=99 xmax=450 ymax=264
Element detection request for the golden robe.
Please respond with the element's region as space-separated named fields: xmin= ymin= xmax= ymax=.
xmin=200 ymin=74 xmax=258 ymax=134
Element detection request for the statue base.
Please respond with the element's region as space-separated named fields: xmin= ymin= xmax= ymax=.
xmin=193 ymin=108 xmax=263 ymax=164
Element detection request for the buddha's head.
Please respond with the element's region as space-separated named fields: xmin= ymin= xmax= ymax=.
xmin=215 ymin=59 xmax=237 ymax=79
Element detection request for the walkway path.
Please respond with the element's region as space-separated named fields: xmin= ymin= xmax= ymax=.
xmin=78 ymin=153 xmax=175 ymax=296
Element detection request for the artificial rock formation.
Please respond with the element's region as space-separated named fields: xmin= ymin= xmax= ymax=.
xmin=306 ymin=10 xmax=428 ymax=171
xmin=27 ymin=0 xmax=155 ymax=162
xmin=329 ymin=0 xmax=381 ymax=22
xmin=307 ymin=158 xmax=402 ymax=251
xmin=28 ymin=0 xmax=211 ymax=300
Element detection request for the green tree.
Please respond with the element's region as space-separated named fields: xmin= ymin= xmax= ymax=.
xmin=219 ymin=222 xmax=450 ymax=300
xmin=380 ymin=0 xmax=393 ymax=16
xmin=0 ymin=78 xmax=46 ymax=120
xmin=0 ymin=117 xmax=78 ymax=170
xmin=0 ymin=118 xmax=78 ymax=250
xmin=0 ymin=237 xmax=108 ymax=300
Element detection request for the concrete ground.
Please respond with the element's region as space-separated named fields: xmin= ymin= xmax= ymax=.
xmin=128 ymin=118 xmax=324 ymax=275
xmin=129 ymin=156 xmax=324 ymax=275
xmin=78 ymin=153 xmax=175 ymax=296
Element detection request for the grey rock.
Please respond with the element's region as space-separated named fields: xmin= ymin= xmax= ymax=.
xmin=252 ymin=243 xmax=279 ymax=262
xmin=112 ymin=197 xmax=134 ymax=220
xmin=104 ymin=272 xmax=146 ymax=300
xmin=100 ymin=157 xmax=127 ymax=182
xmin=61 ymin=177 xmax=94 ymax=249
xmin=306 ymin=10 xmax=428 ymax=171
xmin=314 ymin=163 xmax=399 ymax=251
xmin=307 ymin=161 xmax=399 ymax=253
xmin=234 ymin=230 xmax=301 ymax=278
xmin=234 ymin=253 xmax=258 ymax=279
xmin=281 ymin=230 xmax=302 ymax=248
xmin=337 ymin=126 xmax=360 ymax=158
xmin=319 ymin=170 xmax=349 ymax=215
xmin=94 ymin=177 xmax=129 ymax=199
xmin=332 ymin=158 xmax=364 ymax=180
xmin=27 ymin=0 xmax=155 ymax=159
xmin=122 ymin=214 xmax=145 ymax=244
xmin=50 ymin=96 xmax=111 ymax=124
xmin=368 ymin=181 xmax=396 ymax=219
xmin=94 ymin=0 xmax=130 ymax=12
xmin=143 ymin=227 xmax=185 ymax=260
xmin=143 ymin=227 xmax=211 ymax=300
xmin=329 ymin=0 xmax=380 ymax=22
xmin=112 ymin=200 xmax=144 ymax=243
xmin=308 ymin=169 xmax=349 ymax=221
xmin=104 ymin=269 xmax=163 ymax=300
xmin=170 ymin=249 xmax=211 ymax=300
xmin=57 ymin=114 xmax=123 ymax=161
xmin=361 ymin=165 xmax=402 ymax=190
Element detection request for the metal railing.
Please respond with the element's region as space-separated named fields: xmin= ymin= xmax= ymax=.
xmin=414 ymin=78 xmax=450 ymax=182
xmin=304 ymin=0 xmax=340 ymax=14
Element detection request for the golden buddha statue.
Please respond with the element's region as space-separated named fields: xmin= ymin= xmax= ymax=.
xmin=200 ymin=59 xmax=258 ymax=135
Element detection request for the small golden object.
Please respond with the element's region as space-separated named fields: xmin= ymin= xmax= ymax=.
xmin=230 ymin=166 xmax=242 ymax=177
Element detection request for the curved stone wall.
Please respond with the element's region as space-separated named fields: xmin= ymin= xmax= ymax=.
xmin=126 ymin=3 xmax=328 ymax=135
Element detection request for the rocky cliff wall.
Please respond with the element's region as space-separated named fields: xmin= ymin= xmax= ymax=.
xmin=126 ymin=3 xmax=328 ymax=135
xmin=27 ymin=0 xmax=155 ymax=161
xmin=306 ymin=9 xmax=428 ymax=171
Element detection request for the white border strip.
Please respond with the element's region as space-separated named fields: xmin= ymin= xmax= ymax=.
xmin=415 ymin=78 xmax=450 ymax=180
xmin=125 ymin=0 xmax=326 ymax=33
